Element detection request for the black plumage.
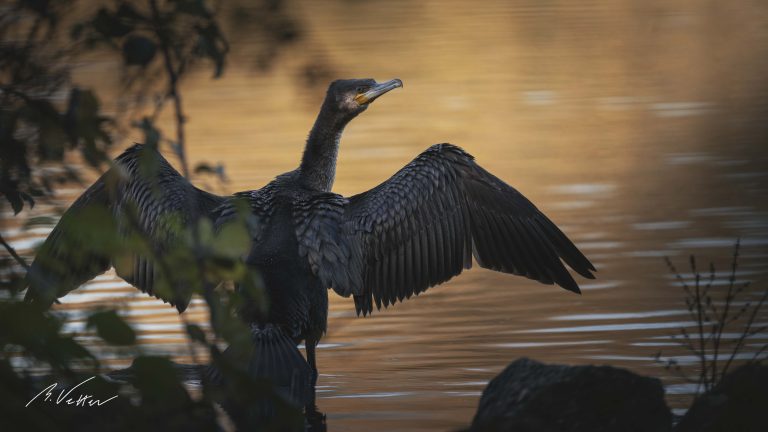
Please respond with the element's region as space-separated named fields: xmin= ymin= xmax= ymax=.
xmin=26 ymin=78 xmax=595 ymax=389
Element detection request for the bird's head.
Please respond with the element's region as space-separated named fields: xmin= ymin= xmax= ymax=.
xmin=323 ymin=78 xmax=403 ymax=117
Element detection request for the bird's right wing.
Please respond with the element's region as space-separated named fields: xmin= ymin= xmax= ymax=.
xmin=26 ymin=144 xmax=229 ymax=312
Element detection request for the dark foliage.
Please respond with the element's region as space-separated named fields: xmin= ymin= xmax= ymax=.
xmin=1 ymin=1 xmax=319 ymax=430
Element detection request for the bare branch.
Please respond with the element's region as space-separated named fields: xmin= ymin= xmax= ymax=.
xmin=0 ymin=231 xmax=30 ymax=271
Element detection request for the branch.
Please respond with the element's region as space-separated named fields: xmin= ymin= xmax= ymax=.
xmin=753 ymin=343 xmax=767 ymax=363
xmin=710 ymin=240 xmax=741 ymax=388
xmin=149 ymin=0 xmax=190 ymax=179
xmin=0 ymin=231 xmax=30 ymax=271
xmin=722 ymin=284 xmax=768 ymax=379
xmin=689 ymin=255 xmax=710 ymax=391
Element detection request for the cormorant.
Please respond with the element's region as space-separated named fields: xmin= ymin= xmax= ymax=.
xmin=26 ymin=78 xmax=595 ymax=392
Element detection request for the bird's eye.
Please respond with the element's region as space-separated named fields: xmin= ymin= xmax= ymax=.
xmin=356 ymin=86 xmax=369 ymax=94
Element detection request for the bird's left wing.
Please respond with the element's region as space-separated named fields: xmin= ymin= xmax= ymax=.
xmin=338 ymin=143 xmax=595 ymax=316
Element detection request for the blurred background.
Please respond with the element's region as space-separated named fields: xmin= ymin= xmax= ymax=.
xmin=3 ymin=0 xmax=768 ymax=430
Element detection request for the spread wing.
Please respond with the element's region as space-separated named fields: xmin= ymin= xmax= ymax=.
xmin=340 ymin=143 xmax=595 ymax=316
xmin=26 ymin=144 xmax=227 ymax=312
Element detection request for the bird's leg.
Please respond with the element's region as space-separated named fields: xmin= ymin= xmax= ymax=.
xmin=304 ymin=337 xmax=319 ymax=411
xmin=305 ymin=337 xmax=319 ymax=387
xmin=304 ymin=403 xmax=327 ymax=431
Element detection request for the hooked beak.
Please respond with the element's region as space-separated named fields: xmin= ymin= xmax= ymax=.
xmin=354 ymin=79 xmax=403 ymax=105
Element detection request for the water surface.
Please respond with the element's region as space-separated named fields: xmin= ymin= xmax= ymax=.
xmin=3 ymin=1 xmax=768 ymax=430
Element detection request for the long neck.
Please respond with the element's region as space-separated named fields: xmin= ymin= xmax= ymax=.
xmin=298 ymin=105 xmax=351 ymax=191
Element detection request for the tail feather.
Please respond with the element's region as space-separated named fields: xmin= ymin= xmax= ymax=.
xmin=248 ymin=324 xmax=312 ymax=405
xmin=206 ymin=324 xmax=312 ymax=424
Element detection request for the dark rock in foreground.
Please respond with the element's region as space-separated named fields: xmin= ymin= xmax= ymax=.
xmin=675 ymin=363 xmax=768 ymax=432
xmin=470 ymin=357 xmax=672 ymax=432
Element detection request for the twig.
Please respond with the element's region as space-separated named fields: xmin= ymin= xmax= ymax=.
xmin=711 ymin=240 xmax=740 ymax=389
xmin=149 ymin=0 xmax=190 ymax=179
xmin=753 ymin=343 xmax=767 ymax=362
xmin=661 ymin=239 xmax=766 ymax=396
xmin=0 ymin=231 xmax=30 ymax=271
xmin=722 ymin=286 xmax=768 ymax=379
xmin=690 ymin=255 xmax=709 ymax=391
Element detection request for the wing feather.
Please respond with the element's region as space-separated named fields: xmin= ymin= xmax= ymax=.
xmin=340 ymin=143 xmax=595 ymax=316
xmin=26 ymin=144 xmax=228 ymax=312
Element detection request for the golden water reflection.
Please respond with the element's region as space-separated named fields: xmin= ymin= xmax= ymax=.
xmin=3 ymin=1 xmax=768 ymax=430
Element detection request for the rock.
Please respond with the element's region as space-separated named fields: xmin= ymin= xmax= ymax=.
xmin=675 ymin=363 xmax=768 ymax=432
xmin=470 ymin=357 xmax=672 ymax=432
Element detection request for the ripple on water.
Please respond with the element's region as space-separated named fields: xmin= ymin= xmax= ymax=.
xmin=575 ymin=241 xmax=624 ymax=250
xmin=651 ymin=102 xmax=714 ymax=118
xmin=622 ymin=250 xmax=681 ymax=257
xmin=521 ymin=90 xmax=556 ymax=106
xmin=517 ymin=321 xmax=697 ymax=334
xmin=596 ymin=96 xmax=650 ymax=110
xmin=58 ymin=291 xmax=140 ymax=303
xmin=631 ymin=221 xmax=690 ymax=230
xmin=665 ymin=383 xmax=699 ymax=395
xmin=725 ymin=218 xmax=768 ymax=230
xmin=442 ymin=381 xmax=488 ymax=387
xmin=547 ymin=183 xmax=616 ymax=195
xmin=667 ymin=237 xmax=768 ymax=249
xmin=325 ymin=392 xmax=414 ymax=399
xmin=549 ymin=310 xmax=688 ymax=321
xmin=650 ymin=332 xmax=768 ymax=341
xmin=668 ymin=279 xmax=754 ymax=288
xmin=8 ymin=237 xmax=44 ymax=251
xmin=593 ymin=352 xmax=763 ymax=366
xmin=551 ymin=200 xmax=595 ymax=210
xmin=61 ymin=321 xmax=195 ymax=334
xmin=663 ymin=152 xmax=715 ymax=165
xmin=689 ymin=207 xmax=755 ymax=217
xmin=577 ymin=281 xmax=622 ymax=290
xmin=492 ymin=340 xmax=612 ymax=348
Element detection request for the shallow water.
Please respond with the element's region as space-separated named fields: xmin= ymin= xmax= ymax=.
xmin=3 ymin=0 xmax=768 ymax=430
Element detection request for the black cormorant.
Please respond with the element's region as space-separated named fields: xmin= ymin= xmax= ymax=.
xmin=26 ymin=78 xmax=595 ymax=391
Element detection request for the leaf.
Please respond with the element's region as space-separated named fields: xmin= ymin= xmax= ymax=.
xmin=116 ymin=2 xmax=146 ymax=21
xmin=0 ymin=302 xmax=96 ymax=369
xmin=193 ymin=23 xmax=228 ymax=78
xmin=173 ymin=0 xmax=211 ymax=18
xmin=28 ymin=186 xmax=45 ymax=197
xmin=185 ymin=324 xmax=207 ymax=344
xmin=23 ymin=216 xmax=57 ymax=229
xmin=48 ymin=337 xmax=97 ymax=366
xmin=70 ymin=23 xmax=85 ymax=39
xmin=130 ymin=356 xmax=190 ymax=407
xmin=136 ymin=141 xmax=161 ymax=182
xmin=194 ymin=162 xmax=228 ymax=182
xmin=64 ymin=88 xmax=112 ymax=166
xmin=65 ymin=204 xmax=120 ymax=255
xmin=122 ymin=35 xmax=157 ymax=66
xmin=170 ymin=141 xmax=182 ymax=158
xmin=194 ymin=162 xmax=215 ymax=175
xmin=5 ymin=191 xmax=24 ymax=215
xmin=192 ymin=217 xmax=214 ymax=246
xmin=211 ymin=220 xmax=250 ymax=260
xmin=86 ymin=310 xmax=136 ymax=346
xmin=275 ymin=18 xmax=300 ymax=43
xmin=91 ymin=8 xmax=133 ymax=38
xmin=133 ymin=117 xmax=160 ymax=149
xmin=19 ymin=191 xmax=34 ymax=209
xmin=19 ymin=0 xmax=49 ymax=16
